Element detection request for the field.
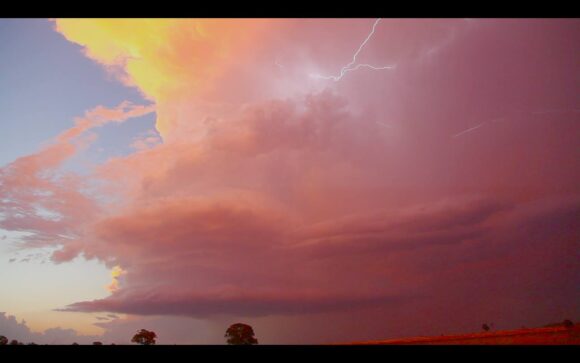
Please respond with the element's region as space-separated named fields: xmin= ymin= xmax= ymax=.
xmin=347 ymin=324 xmax=580 ymax=345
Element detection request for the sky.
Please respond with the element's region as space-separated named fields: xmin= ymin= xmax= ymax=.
xmin=0 ymin=18 xmax=579 ymax=344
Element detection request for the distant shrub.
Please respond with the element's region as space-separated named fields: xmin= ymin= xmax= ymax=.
xmin=131 ymin=329 xmax=157 ymax=345
xmin=225 ymin=323 xmax=258 ymax=345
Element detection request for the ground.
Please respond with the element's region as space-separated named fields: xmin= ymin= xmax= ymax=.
xmin=346 ymin=324 xmax=580 ymax=345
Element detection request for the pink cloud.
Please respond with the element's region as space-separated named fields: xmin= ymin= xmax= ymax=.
xmin=61 ymin=288 xmax=416 ymax=317
xmin=0 ymin=101 xmax=154 ymax=259
xmin=2 ymin=19 xmax=579 ymax=342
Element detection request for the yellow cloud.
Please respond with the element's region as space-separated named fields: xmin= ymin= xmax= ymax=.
xmin=54 ymin=19 xmax=270 ymax=138
xmin=105 ymin=265 xmax=125 ymax=293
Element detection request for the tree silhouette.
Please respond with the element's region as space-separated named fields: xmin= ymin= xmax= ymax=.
xmin=563 ymin=319 xmax=574 ymax=328
xmin=482 ymin=324 xmax=490 ymax=332
xmin=224 ymin=323 xmax=258 ymax=345
xmin=131 ymin=329 xmax=157 ymax=345
xmin=0 ymin=336 xmax=7 ymax=345
xmin=92 ymin=341 xmax=103 ymax=345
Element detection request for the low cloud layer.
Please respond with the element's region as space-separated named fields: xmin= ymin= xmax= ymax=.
xmin=0 ymin=312 xmax=100 ymax=344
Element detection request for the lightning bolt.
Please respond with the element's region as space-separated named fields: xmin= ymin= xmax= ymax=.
xmin=310 ymin=18 xmax=395 ymax=82
xmin=452 ymin=122 xmax=485 ymax=138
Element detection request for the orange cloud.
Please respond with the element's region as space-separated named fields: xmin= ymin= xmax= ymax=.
xmin=54 ymin=19 xmax=272 ymax=138
xmin=106 ymin=265 xmax=126 ymax=293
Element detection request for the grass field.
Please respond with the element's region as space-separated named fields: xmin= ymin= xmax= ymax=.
xmin=346 ymin=324 xmax=580 ymax=345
